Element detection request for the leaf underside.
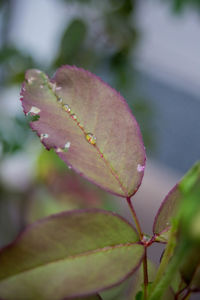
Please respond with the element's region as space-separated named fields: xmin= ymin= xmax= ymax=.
xmin=0 ymin=209 xmax=144 ymax=300
xmin=20 ymin=66 xmax=146 ymax=197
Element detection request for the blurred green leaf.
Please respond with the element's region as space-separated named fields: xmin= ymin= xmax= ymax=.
xmin=55 ymin=19 xmax=87 ymax=66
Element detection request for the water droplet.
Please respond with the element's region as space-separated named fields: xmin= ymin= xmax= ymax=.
xmin=137 ymin=164 xmax=145 ymax=172
xmin=57 ymin=97 xmax=63 ymax=104
xmin=27 ymin=106 xmax=41 ymax=115
xmin=40 ymin=133 xmax=49 ymax=140
xmin=35 ymin=70 xmax=42 ymax=74
xmin=56 ymin=86 xmax=62 ymax=91
xmin=68 ymin=165 xmax=72 ymax=169
xmin=27 ymin=77 xmax=35 ymax=84
xmin=78 ymin=123 xmax=84 ymax=129
xmin=86 ymin=133 xmax=96 ymax=145
xmin=71 ymin=114 xmax=77 ymax=120
xmin=40 ymin=85 xmax=44 ymax=88
xmin=55 ymin=147 xmax=63 ymax=153
xmin=64 ymin=141 xmax=71 ymax=151
xmin=62 ymin=104 xmax=71 ymax=113
xmin=49 ymin=82 xmax=57 ymax=92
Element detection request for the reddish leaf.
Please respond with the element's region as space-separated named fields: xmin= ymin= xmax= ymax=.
xmin=20 ymin=66 xmax=146 ymax=197
xmin=0 ymin=209 xmax=144 ymax=300
xmin=153 ymin=185 xmax=181 ymax=241
xmin=153 ymin=162 xmax=200 ymax=241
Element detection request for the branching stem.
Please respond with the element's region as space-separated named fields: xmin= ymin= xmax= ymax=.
xmin=126 ymin=197 xmax=148 ymax=299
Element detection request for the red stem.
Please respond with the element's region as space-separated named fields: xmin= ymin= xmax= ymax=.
xmin=126 ymin=197 xmax=149 ymax=299
xmin=126 ymin=197 xmax=143 ymax=240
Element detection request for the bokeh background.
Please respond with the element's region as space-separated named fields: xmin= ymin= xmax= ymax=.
xmin=0 ymin=0 xmax=200 ymax=298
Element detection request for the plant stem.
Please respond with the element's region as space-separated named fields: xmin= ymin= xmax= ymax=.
xmin=126 ymin=197 xmax=143 ymax=240
xmin=143 ymin=247 xmax=148 ymax=300
xmin=150 ymin=223 xmax=177 ymax=293
xmin=181 ymin=289 xmax=191 ymax=300
xmin=126 ymin=197 xmax=148 ymax=299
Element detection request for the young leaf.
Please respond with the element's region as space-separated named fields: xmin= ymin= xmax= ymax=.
xmin=153 ymin=162 xmax=200 ymax=241
xmin=153 ymin=185 xmax=181 ymax=241
xmin=20 ymin=66 xmax=146 ymax=197
xmin=0 ymin=209 xmax=144 ymax=300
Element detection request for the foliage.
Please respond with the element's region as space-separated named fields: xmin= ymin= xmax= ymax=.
xmin=0 ymin=65 xmax=199 ymax=300
xmin=0 ymin=1 xmax=199 ymax=299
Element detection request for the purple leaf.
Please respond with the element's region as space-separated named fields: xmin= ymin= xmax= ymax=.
xmin=20 ymin=66 xmax=146 ymax=197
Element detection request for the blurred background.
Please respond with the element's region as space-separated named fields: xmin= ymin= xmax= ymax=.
xmin=0 ymin=0 xmax=200 ymax=298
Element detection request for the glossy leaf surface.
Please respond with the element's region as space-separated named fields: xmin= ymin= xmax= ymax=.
xmin=20 ymin=66 xmax=146 ymax=197
xmin=0 ymin=209 xmax=144 ymax=300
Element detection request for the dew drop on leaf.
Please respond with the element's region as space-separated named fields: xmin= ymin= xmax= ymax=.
xmin=55 ymin=147 xmax=63 ymax=153
xmin=40 ymin=133 xmax=49 ymax=140
xmin=57 ymin=97 xmax=63 ymax=104
xmin=56 ymin=86 xmax=62 ymax=91
xmin=64 ymin=142 xmax=71 ymax=150
xmin=62 ymin=104 xmax=71 ymax=113
xmin=78 ymin=123 xmax=84 ymax=129
xmin=70 ymin=114 xmax=77 ymax=120
xmin=27 ymin=106 xmax=41 ymax=115
xmin=27 ymin=77 xmax=35 ymax=84
xmin=49 ymin=82 xmax=57 ymax=92
xmin=137 ymin=164 xmax=145 ymax=172
xmin=85 ymin=133 xmax=97 ymax=145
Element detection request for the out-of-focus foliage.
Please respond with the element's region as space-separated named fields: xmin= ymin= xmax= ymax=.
xmin=166 ymin=0 xmax=200 ymax=12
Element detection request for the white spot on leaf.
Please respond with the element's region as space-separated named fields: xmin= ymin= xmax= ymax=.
xmin=40 ymin=133 xmax=49 ymax=141
xmin=49 ymin=82 xmax=57 ymax=92
xmin=27 ymin=106 xmax=41 ymax=115
xmin=64 ymin=142 xmax=71 ymax=149
xmin=27 ymin=77 xmax=35 ymax=84
xmin=56 ymin=86 xmax=62 ymax=91
xmin=55 ymin=147 xmax=63 ymax=153
xmin=137 ymin=164 xmax=145 ymax=172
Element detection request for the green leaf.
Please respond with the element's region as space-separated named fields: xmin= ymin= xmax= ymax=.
xmin=135 ymin=291 xmax=143 ymax=300
xmin=55 ymin=19 xmax=87 ymax=66
xmin=0 ymin=209 xmax=144 ymax=300
xmin=180 ymin=246 xmax=200 ymax=290
xmin=190 ymin=263 xmax=200 ymax=290
xmin=20 ymin=66 xmax=146 ymax=197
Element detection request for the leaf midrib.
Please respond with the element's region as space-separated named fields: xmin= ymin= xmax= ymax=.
xmin=44 ymin=76 xmax=129 ymax=196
